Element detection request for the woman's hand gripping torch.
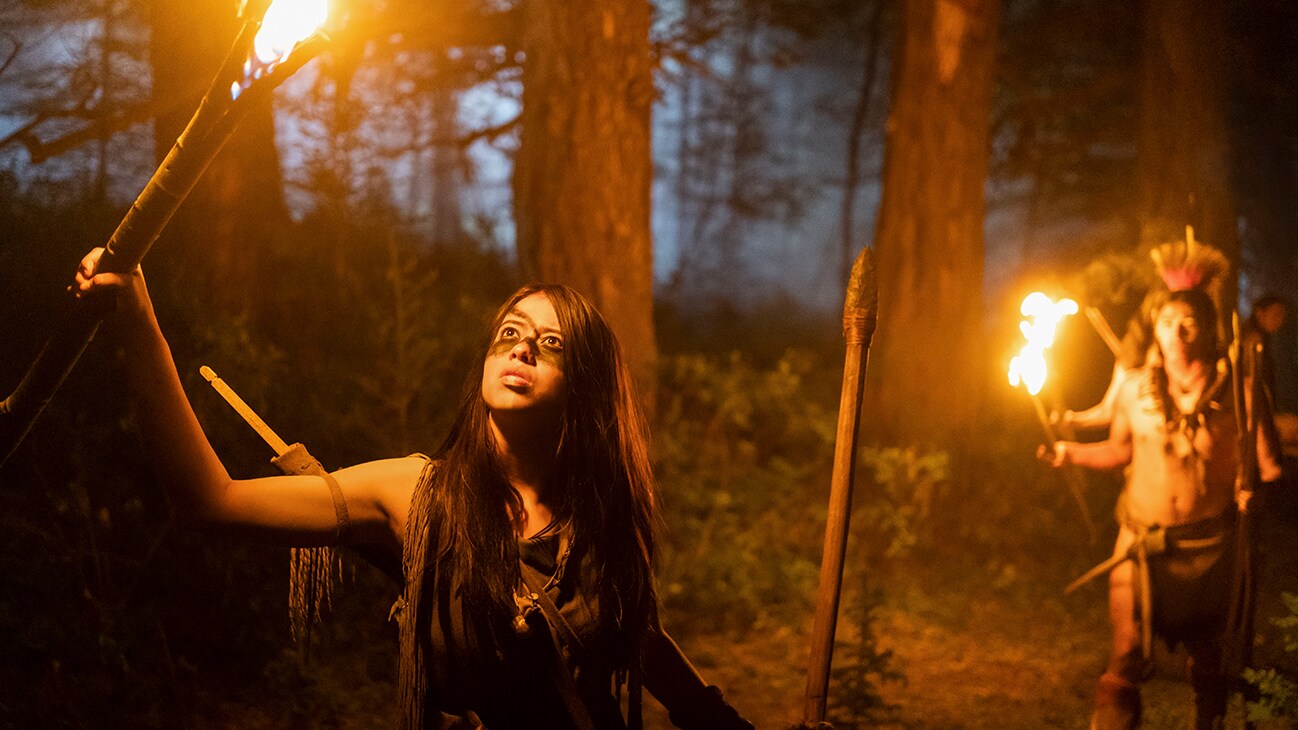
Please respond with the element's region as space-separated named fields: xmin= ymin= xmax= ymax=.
xmin=1009 ymin=293 xmax=1098 ymax=544
xmin=0 ymin=0 xmax=332 ymax=467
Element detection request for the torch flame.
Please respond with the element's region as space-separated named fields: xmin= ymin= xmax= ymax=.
xmin=254 ymin=0 xmax=329 ymax=65
xmin=1008 ymin=292 xmax=1078 ymax=396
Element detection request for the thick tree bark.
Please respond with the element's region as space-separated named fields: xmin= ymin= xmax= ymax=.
xmin=513 ymin=0 xmax=657 ymax=397
xmin=146 ymin=0 xmax=290 ymax=316
xmin=866 ymin=0 xmax=999 ymax=446
xmin=1137 ymin=0 xmax=1237 ymax=293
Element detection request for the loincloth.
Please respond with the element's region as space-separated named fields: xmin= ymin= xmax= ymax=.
xmin=1143 ymin=513 xmax=1235 ymax=647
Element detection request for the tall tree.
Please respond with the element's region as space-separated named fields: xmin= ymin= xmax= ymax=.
xmin=146 ymin=0 xmax=290 ymax=316
xmin=1136 ymin=0 xmax=1236 ymax=281
xmin=513 ymin=0 xmax=657 ymax=392
xmin=866 ymin=0 xmax=1000 ymax=446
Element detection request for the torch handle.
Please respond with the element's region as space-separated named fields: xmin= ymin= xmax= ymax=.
xmin=0 ymin=23 xmax=329 ymax=470
xmin=99 ymin=21 xmax=261 ymax=274
xmin=1032 ymin=394 xmax=1058 ymax=445
xmin=1033 ymin=392 xmax=1097 ymax=543
xmin=0 ymin=303 xmax=105 ymax=464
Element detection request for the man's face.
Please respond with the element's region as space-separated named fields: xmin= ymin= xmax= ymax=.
xmin=1154 ymin=301 xmax=1205 ymax=363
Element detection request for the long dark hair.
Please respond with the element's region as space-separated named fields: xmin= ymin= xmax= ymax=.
xmin=412 ymin=283 xmax=657 ymax=663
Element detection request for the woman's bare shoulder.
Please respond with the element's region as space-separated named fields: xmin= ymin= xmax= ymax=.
xmin=335 ymin=455 xmax=430 ymax=517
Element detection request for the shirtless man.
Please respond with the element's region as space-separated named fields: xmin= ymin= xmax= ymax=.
xmin=1042 ymin=287 xmax=1280 ymax=729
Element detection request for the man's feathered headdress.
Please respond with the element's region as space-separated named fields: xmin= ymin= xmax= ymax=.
xmin=1149 ymin=226 xmax=1231 ymax=339
xmin=1149 ymin=226 xmax=1229 ymax=295
xmin=1157 ymin=224 xmax=1225 ymax=306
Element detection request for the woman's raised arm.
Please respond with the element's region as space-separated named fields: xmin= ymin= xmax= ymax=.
xmin=76 ymin=247 xmax=417 ymax=550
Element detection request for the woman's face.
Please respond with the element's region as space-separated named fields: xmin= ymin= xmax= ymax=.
xmin=1154 ymin=300 xmax=1205 ymax=363
xmin=481 ymin=292 xmax=568 ymax=418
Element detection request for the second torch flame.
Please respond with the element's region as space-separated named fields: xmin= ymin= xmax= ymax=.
xmin=1008 ymin=292 xmax=1078 ymax=396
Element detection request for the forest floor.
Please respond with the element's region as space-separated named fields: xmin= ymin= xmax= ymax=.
xmin=651 ymin=506 xmax=1298 ymax=730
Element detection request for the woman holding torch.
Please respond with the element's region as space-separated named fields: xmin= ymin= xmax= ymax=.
xmin=73 ymin=249 xmax=752 ymax=730
xmin=1040 ymin=242 xmax=1280 ymax=730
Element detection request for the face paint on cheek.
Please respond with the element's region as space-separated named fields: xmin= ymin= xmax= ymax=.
xmin=488 ymin=338 xmax=515 ymax=358
xmin=536 ymin=348 xmax=563 ymax=369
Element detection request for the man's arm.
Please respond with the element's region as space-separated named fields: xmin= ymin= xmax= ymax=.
xmin=1045 ymin=377 xmax=1136 ymax=470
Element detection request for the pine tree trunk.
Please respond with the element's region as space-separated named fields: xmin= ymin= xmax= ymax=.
xmin=146 ymin=0 xmax=289 ymax=317
xmin=1137 ymin=0 xmax=1237 ymax=290
xmin=866 ymin=0 xmax=999 ymax=446
xmin=513 ymin=0 xmax=657 ymax=398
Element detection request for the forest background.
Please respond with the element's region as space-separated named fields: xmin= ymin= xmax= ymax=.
xmin=2 ymin=0 xmax=1298 ymax=727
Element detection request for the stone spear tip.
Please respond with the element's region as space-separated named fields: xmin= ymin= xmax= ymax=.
xmin=844 ymin=245 xmax=878 ymax=326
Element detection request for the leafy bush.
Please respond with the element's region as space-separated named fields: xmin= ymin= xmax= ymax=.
xmin=855 ymin=447 xmax=950 ymax=561
xmin=654 ymin=349 xmax=837 ymax=632
xmin=1244 ymin=592 xmax=1298 ymax=722
xmin=829 ymin=577 xmax=903 ymax=728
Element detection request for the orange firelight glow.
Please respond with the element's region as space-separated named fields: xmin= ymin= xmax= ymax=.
xmin=254 ymin=0 xmax=329 ymax=64
xmin=1008 ymin=292 xmax=1078 ymax=396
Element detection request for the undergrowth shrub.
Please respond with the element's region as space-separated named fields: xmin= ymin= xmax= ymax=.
xmin=654 ymin=349 xmax=950 ymax=723
xmin=655 ymin=350 xmax=835 ymax=632
xmin=1245 ymin=591 xmax=1298 ymax=722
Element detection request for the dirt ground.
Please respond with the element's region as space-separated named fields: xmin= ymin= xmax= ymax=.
xmin=650 ymin=510 xmax=1298 ymax=730
xmin=655 ymin=588 xmax=1289 ymax=730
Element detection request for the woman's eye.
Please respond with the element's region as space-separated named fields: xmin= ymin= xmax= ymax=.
xmin=499 ymin=326 xmax=519 ymax=340
xmin=542 ymin=335 xmax=563 ymax=349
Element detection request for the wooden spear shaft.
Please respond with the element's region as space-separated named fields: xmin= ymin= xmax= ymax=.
xmin=803 ymin=246 xmax=878 ymax=724
xmin=1083 ymin=306 xmax=1122 ymax=358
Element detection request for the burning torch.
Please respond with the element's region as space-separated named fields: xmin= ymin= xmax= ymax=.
xmin=1008 ymin=292 xmax=1098 ymax=544
xmin=0 ymin=0 xmax=332 ymax=466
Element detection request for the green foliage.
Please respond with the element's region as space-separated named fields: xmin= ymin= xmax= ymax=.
xmin=654 ymin=348 xmax=920 ymax=718
xmin=655 ymin=349 xmax=837 ymax=632
xmin=1244 ymin=592 xmax=1298 ymax=722
xmin=856 ymin=447 xmax=950 ymax=560
xmin=828 ymin=578 xmax=903 ymax=728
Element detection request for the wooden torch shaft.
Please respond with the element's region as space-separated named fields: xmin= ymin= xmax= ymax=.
xmin=1031 ymin=393 xmax=1058 ymax=445
xmin=0 ymin=23 xmax=328 ymax=468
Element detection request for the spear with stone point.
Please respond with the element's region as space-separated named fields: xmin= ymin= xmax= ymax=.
xmin=802 ymin=245 xmax=878 ymax=725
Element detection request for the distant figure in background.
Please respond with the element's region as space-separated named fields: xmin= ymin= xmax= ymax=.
xmin=1244 ymin=295 xmax=1288 ymax=391
xmin=1041 ymin=242 xmax=1280 ymax=730
xmin=1243 ymin=295 xmax=1290 ymax=463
